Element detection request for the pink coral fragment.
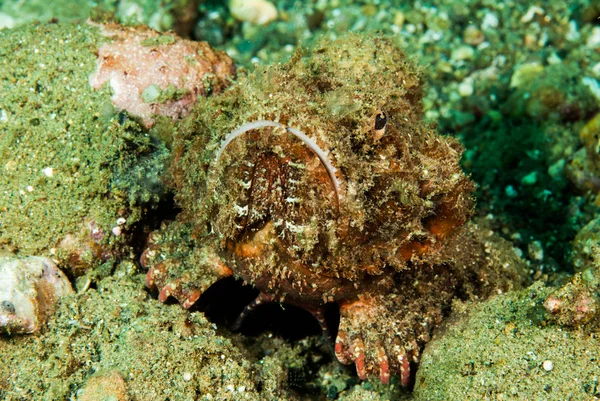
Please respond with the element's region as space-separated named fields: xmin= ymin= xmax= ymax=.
xmin=89 ymin=23 xmax=235 ymax=128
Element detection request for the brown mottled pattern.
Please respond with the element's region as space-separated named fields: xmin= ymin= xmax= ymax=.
xmin=142 ymin=33 xmax=528 ymax=386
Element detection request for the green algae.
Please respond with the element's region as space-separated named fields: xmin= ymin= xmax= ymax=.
xmin=0 ymin=23 xmax=170 ymax=273
xmin=141 ymin=34 xmax=177 ymax=47
xmin=414 ymin=283 xmax=600 ymax=400
xmin=0 ymin=266 xmax=261 ymax=400
xmin=0 ymin=261 xmax=403 ymax=400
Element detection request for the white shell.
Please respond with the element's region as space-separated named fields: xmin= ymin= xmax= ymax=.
xmin=0 ymin=256 xmax=73 ymax=334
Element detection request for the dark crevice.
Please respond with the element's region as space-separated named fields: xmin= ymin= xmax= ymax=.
xmin=129 ymin=192 xmax=180 ymax=256
xmin=195 ymin=277 xmax=326 ymax=341
xmin=190 ymin=277 xmax=347 ymax=398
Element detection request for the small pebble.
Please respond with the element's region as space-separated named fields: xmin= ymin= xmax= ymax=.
xmin=0 ymin=12 xmax=15 ymax=29
xmin=583 ymin=77 xmax=600 ymax=102
xmin=547 ymin=159 xmax=565 ymax=180
xmin=505 ymin=185 xmax=518 ymax=198
xmin=521 ymin=171 xmax=538 ymax=186
xmin=481 ymin=12 xmax=499 ymax=30
xmin=566 ymin=20 xmax=581 ymax=42
xmin=451 ymin=45 xmax=474 ymax=61
xmin=510 ymin=63 xmax=544 ymax=88
xmin=528 ymin=240 xmax=544 ymax=262
xmin=512 ymin=247 xmax=524 ymax=259
xmin=521 ymin=6 xmax=544 ymax=23
xmin=78 ymin=371 xmax=128 ymax=401
xmin=547 ymin=52 xmax=561 ymax=65
xmin=230 ymin=0 xmax=278 ymax=25
xmin=393 ymin=11 xmax=405 ymax=28
xmin=457 ymin=78 xmax=474 ymax=97
xmin=463 ymin=25 xmax=484 ymax=45
xmin=587 ymin=27 xmax=600 ymax=48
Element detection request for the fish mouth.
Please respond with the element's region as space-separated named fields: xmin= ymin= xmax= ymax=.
xmin=211 ymin=120 xmax=344 ymax=211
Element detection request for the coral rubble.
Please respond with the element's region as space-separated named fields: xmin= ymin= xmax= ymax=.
xmin=90 ymin=23 xmax=235 ymax=129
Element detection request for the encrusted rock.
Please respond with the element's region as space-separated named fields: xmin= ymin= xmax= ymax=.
xmin=0 ymin=255 xmax=73 ymax=334
xmin=77 ymin=371 xmax=129 ymax=401
xmin=89 ymin=23 xmax=235 ymax=128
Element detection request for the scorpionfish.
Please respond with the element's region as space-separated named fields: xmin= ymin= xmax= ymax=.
xmin=141 ymin=34 xmax=526 ymax=386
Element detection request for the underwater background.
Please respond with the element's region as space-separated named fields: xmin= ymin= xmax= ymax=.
xmin=1 ymin=0 xmax=600 ymax=400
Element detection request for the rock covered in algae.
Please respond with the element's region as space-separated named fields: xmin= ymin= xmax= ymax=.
xmin=572 ymin=216 xmax=600 ymax=273
xmin=543 ymin=219 xmax=600 ymax=330
xmin=76 ymin=371 xmax=129 ymax=401
xmin=0 ymin=21 xmax=227 ymax=275
xmin=0 ymin=255 xmax=73 ymax=334
xmin=0 ymin=266 xmax=351 ymax=400
xmin=544 ymin=269 xmax=600 ymax=329
xmin=414 ymin=283 xmax=600 ymax=400
xmin=229 ymin=0 xmax=278 ymax=25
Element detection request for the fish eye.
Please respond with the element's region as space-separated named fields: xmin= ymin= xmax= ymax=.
xmin=1 ymin=300 xmax=15 ymax=314
xmin=374 ymin=112 xmax=387 ymax=130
